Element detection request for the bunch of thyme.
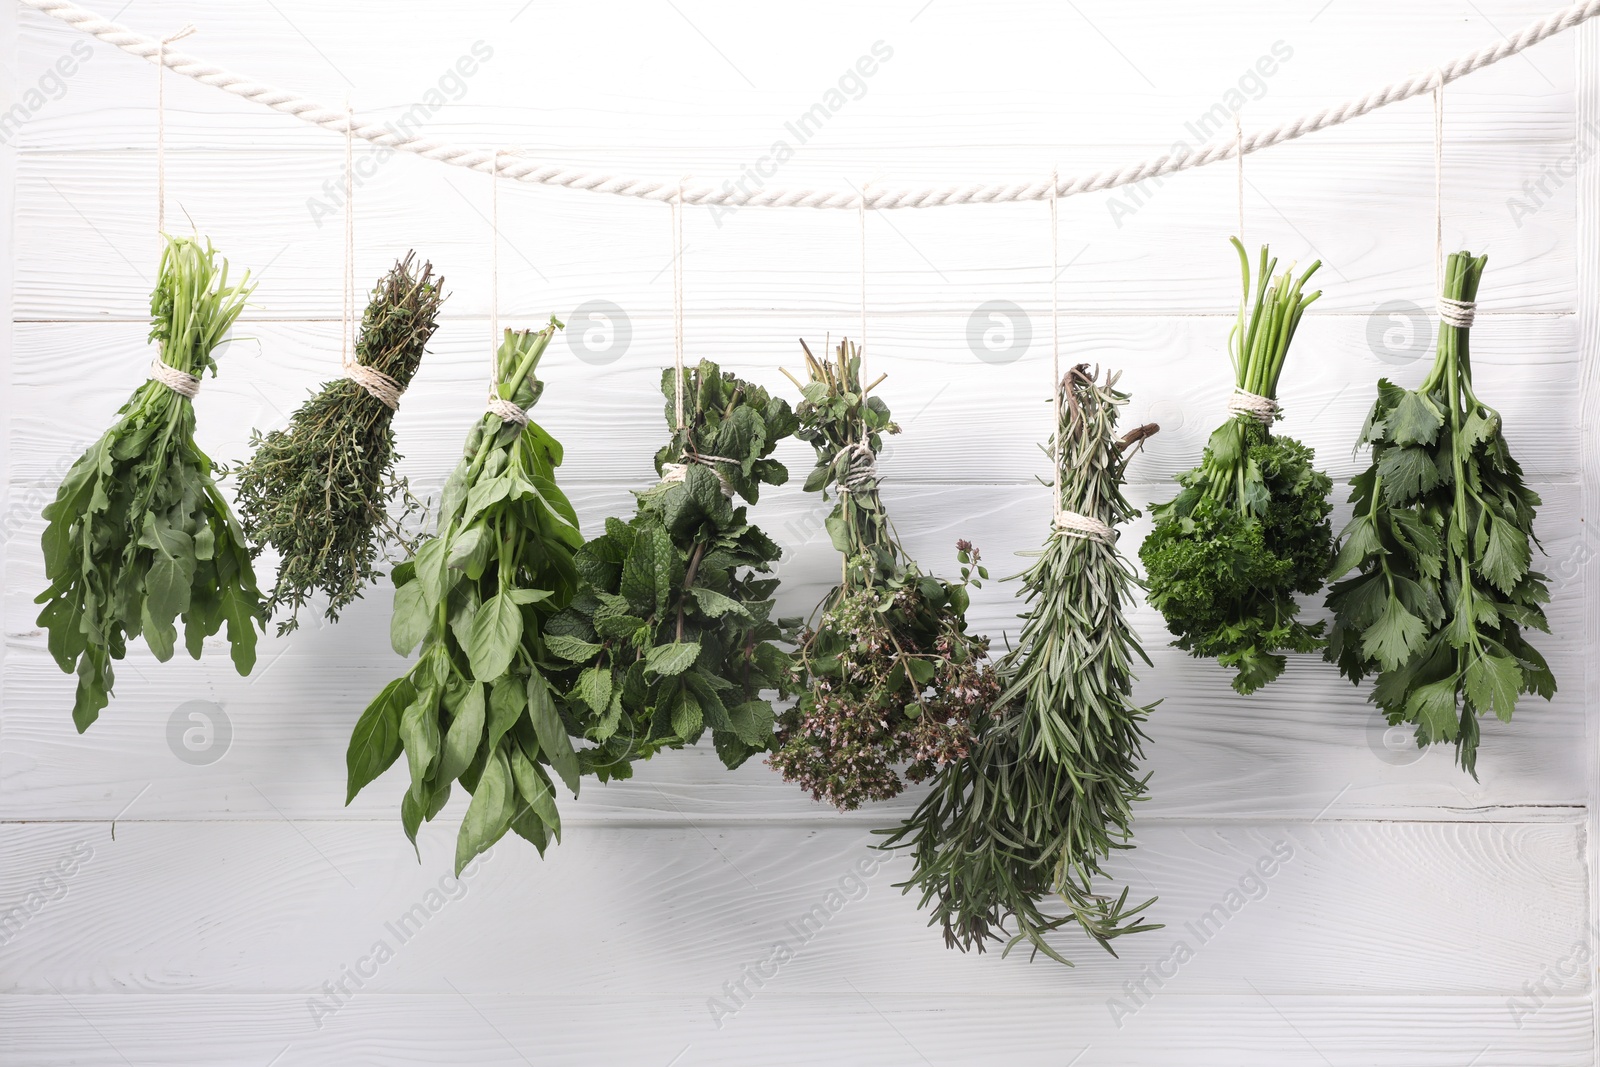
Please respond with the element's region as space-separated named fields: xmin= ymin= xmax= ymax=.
xmin=237 ymin=253 xmax=444 ymax=633
xmin=769 ymin=339 xmax=998 ymax=810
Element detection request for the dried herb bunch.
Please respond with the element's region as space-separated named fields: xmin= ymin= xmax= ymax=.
xmin=1140 ymin=239 xmax=1335 ymax=694
xmin=544 ymin=360 xmax=797 ymax=774
xmin=37 ymin=235 xmax=263 ymax=731
xmin=345 ymin=321 xmax=586 ymax=873
xmin=770 ymin=338 xmax=998 ymax=810
xmin=881 ymin=365 xmax=1161 ymax=964
xmin=237 ymin=253 xmax=444 ymax=633
xmin=1325 ymin=252 xmax=1554 ymax=776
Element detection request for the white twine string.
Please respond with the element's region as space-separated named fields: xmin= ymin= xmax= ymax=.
xmin=672 ymin=179 xmax=687 ymax=431
xmin=1432 ymin=70 xmax=1477 ymax=331
xmin=43 ymin=0 xmax=1597 ymax=211
xmin=1054 ymin=510 xmax=1115 ymax=544
xmin=485 ymin=394 xmax=530 ymax=426
xmin=1228 ymin=387 xmax=1280 ymax=423
xmin=155 ymin=23 xmax=195 ymax=239
xmin=835 ymin=441 xmax=878 ymax=494
xmin=1234 ymin=111 xmax=1245 ymax=244
xmin=858 ymin=181 xmax=868 ymax=351
xmin=148 ymin=357 xmax=200 ymax=397
xmin=334 ymin=106 xmax=401 ymax=410
xmin=660 ymin=454 xmax=738 ymax=497
xmin=484 ymin=147 xmax=532 ymax=426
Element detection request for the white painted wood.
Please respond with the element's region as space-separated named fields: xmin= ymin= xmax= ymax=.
xmin=3 ymin=2 xmax=1596 ymax=1063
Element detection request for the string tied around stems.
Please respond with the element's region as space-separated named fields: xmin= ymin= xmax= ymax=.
xmin=835 ymin=441 xmax=878 ymax=494
xmin=660 ymin=454 xmax=738 ymax=497
xmin=147 ymin=357 xmax=200 ymax=397
xmin=1228 ymin=387 xmax=1279 ymax=424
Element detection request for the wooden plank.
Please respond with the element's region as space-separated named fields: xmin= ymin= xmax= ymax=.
xmin=0 ymin=993 xmax=1589 ymax=1066
xmin=0 ymin=821 xmax=1585 ymax=999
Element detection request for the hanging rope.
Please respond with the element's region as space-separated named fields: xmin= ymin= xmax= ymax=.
xmin=336 ymin=104 xmax=403 ymax=409
xmin=672 ymin=178 xmax=687 ymax=432
xmin=1432 ymin=71 xmax=1478 ymax=329
xmin=858 ymin=181 xmax=868 ymax=349
xmin=26 ymin=0 xmax=1599 ymax=211
xmin=1234 ymin=112 xmax=1245 ymax=245
xmin=484 ymin=148 xmax=530 ymax=426
xmin=154 ymin=22 xmax=195 ymax=238
xmin=1046 ymin=177 xmax=1110 ymax=544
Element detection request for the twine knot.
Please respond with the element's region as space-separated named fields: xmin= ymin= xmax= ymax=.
xmin=344 ymin=362 xmax=403 ymax=410
xmin=837 ymin=442 xmax=878 ymax=493
xmin=148 ymin=357 xmax=200 ymax=398
xmin=485 ymin=393 xmax=530 ymax=426
xmin=1053 ymin=510 xmax=1115 ymax=544
xmin=1227 ymin=387 xmax=1278 ymax=424
xmin=1437 ymin=295 xmax=1477 ymax=329
xmin=660 ymin=453 xmax=738 ymax=496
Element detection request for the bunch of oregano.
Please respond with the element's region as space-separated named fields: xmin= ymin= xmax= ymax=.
xmin=345 ymin=320 xmax=585 ymax=873
xmin=881 ymin=365 xmax=1161 ymax=964
xmin=770 ymin=339 xmax=999 ymax=810
xmin=36 ymin=235 xmax=263 ymax=731
xmin=236 ymin=252 xmax=444 ymax=634
xmin=1325 ymin=251 xmax=1554 ymax=775
xmin=543 ymin=360 xmax=796 ymax=773
xmin=1140 ymin=239 xmax=1335 ymax=694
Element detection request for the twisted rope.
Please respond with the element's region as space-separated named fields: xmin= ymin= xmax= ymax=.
xmin=485 ymin=394 xmax=529 ymax=426
xmin=660 ymin=454 xmax=738 ymax=496
xmin=1054 ymin=510 xmax=1115 ymax=544
xmin=836 ymin=441 xmax=878 ymax=493
xmin=22 ymin=0 xmax=1600 ymax=210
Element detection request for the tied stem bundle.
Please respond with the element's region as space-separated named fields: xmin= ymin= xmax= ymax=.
xmin=544 ymin=360 xmax=798 ymax=774
xmin=1326 ymin=252 xmax=1554 ymax=776
xmin=1141 ymin=239 xmax=1335 ymax=694
xmin=236 ymin=253 xmax=444 ymax=633
xmin=770 ymin=339 xmax=999 ymax=810
xmin=37 ymin=235 xmax=263 ymax=731
xmin=345 ymin=320 xmax=586 ymax=873
xmin=880 ymin=366 xmax=1161 ymax=964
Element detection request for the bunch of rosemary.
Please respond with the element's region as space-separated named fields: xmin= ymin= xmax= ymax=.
xmin=236 ymin=253 xmax=444 ymax=633
xmin=770 ymin=339 xmax=998 ymax=810
xmin=544 ymin=360 xmax=796 ymax=772
xmin=345 ymin=321 xmax=586 ymax=873
xmin=37 ymin=235 xmax=263 ymax=731
xmin=1140 ymin=239 xmax=1335 ymax=694
xmin=1325 ymin=252 xmax=1554 ymax=775
xmin=881 ymin=365 xmax=1161 ymax=964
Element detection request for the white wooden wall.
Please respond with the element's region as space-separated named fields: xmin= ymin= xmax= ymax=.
xmin=2 ymin=2 xmax=1597 ymax=1064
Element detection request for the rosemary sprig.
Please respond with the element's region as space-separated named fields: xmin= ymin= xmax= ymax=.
xmin=880 ymin=365 xmax=1161 ymax=964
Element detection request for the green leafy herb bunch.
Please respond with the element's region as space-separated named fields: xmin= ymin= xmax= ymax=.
xmin=1325 ymin=252 xmax=1554 ymax=775
xmin=37 ymin=234 xmax=263 ymax=731
xmin=881 ymin=365 xmax=1161 ymax=964
xmin=770 ymin=339 xmax=1000 ymax=810
xmin=1140 ymin=239 xmax=1335 ymax=694
xmin=345 ymin=320 xmax=586 ymax=873
xmin=543 ymin=359 xmax=798 ymax=774
xmin=237 ymin=252 xmax=444 ymax=634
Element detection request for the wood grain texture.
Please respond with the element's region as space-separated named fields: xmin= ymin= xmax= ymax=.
xmin=3 ymin=1 xmax=1595 ymax=1062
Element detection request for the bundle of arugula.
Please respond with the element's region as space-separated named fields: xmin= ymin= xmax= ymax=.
xmin=345 ymin=320 xmax=585 ymax=873
xmin=544 ymin=359 xmax=796 ymax=772
xmin=1325 ymin=251 xmax=1554 ymax=775
xmin=881 ymin=365 xmax=1161 ymax=964
xmin=237 ymin=253 xmax=444 ymax=633
xmin=37 ymin=235 xmax=263 ymax=731
xmin=1140 ymin=239 xmax=1335 ymax=694
xmin=770 ymin=339 xmax=998 ymax=810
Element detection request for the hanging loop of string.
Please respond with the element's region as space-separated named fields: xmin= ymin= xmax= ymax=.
xmin=155 ymin=23 xmax=196 ymax=239
xmin=1234 ymin=112 xmax=1245 ymax=244
xmin=1046 ymin=174 xmax=1111 ymax=544
xmin=858 ymin=181 xmax=868 ymax=351
xmin=337 ymin=103 xmax=403 ymax=410
xmin=484 ymin=147 xmax=531 ymax=426
xmin=1432 ymin=70 xmax=1477 ymax=329
xmin=672 ymin=177 xmax=688 ymax=433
